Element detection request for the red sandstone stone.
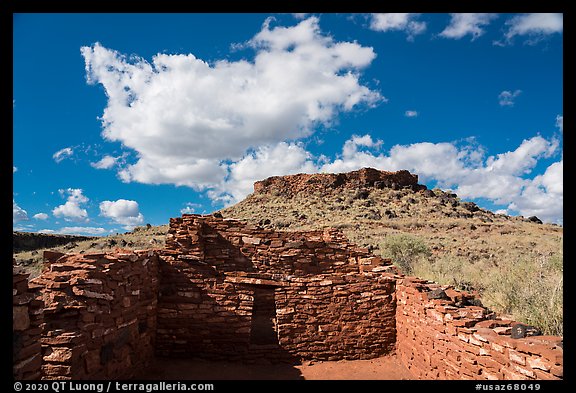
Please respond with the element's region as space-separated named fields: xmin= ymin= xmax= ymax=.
xmin=13 ymin=306 xmax=30 ymax=331
xmin=508 ymin=349 xmax=527 ymax=366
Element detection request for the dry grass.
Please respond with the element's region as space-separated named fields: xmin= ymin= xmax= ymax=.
xmin=13 ymin=224 xmax=169 ymax=278
xmin=13 ymin=184 xmax=563 ymax=335
xmin=222 ymin=186 xmax=563 ymax=335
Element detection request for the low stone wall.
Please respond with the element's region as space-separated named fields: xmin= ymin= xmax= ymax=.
xmin=165 ymin=215 xmax=389 ymax=275
xmin=29 ymin=251 xmax=159 ymax=379
xmin=396 ymin=277 xmax=563 ymax=380
xmin=13 ymin=265 xmax=44 ymax=380
xmin=276 ymin=273 xmax=397 ymax=361
xmin=155 ymin=258 xmax=255 ymax=361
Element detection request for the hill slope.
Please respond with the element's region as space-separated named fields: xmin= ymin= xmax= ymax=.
xmin=12 ymin=168 xmax=562 ymax=335
xmin=221 ymin=168 xmax=563 ymax=335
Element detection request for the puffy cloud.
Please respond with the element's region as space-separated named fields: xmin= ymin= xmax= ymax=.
xmin=498 ymin=90 xmax=522 ymax=107
xmin=508 ymin=160 xmax=563 ymax=224
xmin=440 ymin=13 xmax=498 ymax=40
xmin=498 ymin=13 xmax=563 ymax=45
xmin=57 ymin=227 xmax=107 ymax=236
xmin=82 ymin=17 xmax=382 ymax=191
xmin=33 ymin=213 xmax=49 ymax=220
xmin=556 ymin=115 xmax=563 ymax=132
xmin=53 ymin=147 xmax=74 ymax=163
xmin=317 ymin=132 xmax=561 ymax=223
xmin=180 ymin=202 xmax=202 ymax=215
xmin=52 ymin=188 xmax=89 ymax=222
xmin=91 ymin=155 xmax=120 ymax=169
xmin=99 ymin=199 xmax=144 ymax=229
xmin=505 ymin=13 xmax=562 ymax=39
xmin=13 ymin=166 xmax=17 ymax=173
xmin=13 ymin=200 xmax=29 ymax=223
xmin=211 ymin=142 xmax=317 ymax=205
xmin=404 ymin=110 xmax=418 ymax=117
xmin=369 ymin=13 xmax=426 ymax=40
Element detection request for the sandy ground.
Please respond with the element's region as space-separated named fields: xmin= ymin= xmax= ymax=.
xmin=138 ymin=355 xmax=414 ymax=380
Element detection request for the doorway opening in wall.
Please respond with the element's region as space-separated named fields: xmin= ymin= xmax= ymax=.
xmin=250 ymin=286 xmax=278 ymax=345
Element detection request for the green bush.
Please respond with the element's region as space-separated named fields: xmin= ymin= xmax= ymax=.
xmin=411 ymin=255 xmax=480 ymax=292
xmin=380 ymin=234 xmax=430 ymax=275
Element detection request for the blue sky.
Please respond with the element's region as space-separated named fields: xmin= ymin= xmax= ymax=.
xmin=13 ymin=13 xmax=563 ymax=235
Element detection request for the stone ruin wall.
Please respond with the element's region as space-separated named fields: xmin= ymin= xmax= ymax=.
xmin=156 ymin=214 xmax=397 ymax=361
xmin=19 ymin=251 xmax=159 ymax=379
xmin=13 ymin=213 xmax=563 ymax=380
xmin=396 ymin=277 xmax=563 ymax=380
xmin=275 ymin=273 xmax=397 ymax=361
xmin=13 ymin=266 xmax=44 ymax=380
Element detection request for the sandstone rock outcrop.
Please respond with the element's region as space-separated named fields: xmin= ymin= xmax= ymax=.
xmin=253 ymin=168 xmax=423 ymax=197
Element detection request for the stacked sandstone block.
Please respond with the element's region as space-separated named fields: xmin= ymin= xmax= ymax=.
xmin=165 ymin=214 xmax=392 ymax=275
xmin=29 ymin=251 xmax=159 ymax=379
xmin=155 ymin=257 xmax=255 ymax=361
xmin=157 ymin=214 xmax=396 ymax=362
xmin=13 ymin=265 xmax=44 ymax=380
xmin=275 ymin=273 xmax=397 ymax=361
xmin=396 ymin=277 xmax=563 ymax=380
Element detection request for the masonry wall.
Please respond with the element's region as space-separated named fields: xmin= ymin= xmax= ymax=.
xmin=165 ymin=215 xmax=388 ymax=275
xmin=13 ymin=213 xmax=564 ymax=380
xmin=156 ymin=214 xmax=396 ymax=362
xmin=276 ymin=273 xmax=397 ymax=361
xmin=13 ymin=265 xmax=44 ymax=380
xmin=396 ymin=277 xmax=563 ymax=380
xmin=155 ymin=259 xmax=255 ymax=361
xmin=30 ymin=251 xmax=159 ymax=380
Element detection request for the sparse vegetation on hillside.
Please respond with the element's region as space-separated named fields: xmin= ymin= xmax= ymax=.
xmin=13 ymin=224 xmax=169 ymax=278
xmin=380 ymin=234 xmax=430 ymax=275
xmin=12 ymin=176 xmax=563 ymax=336
xmin=222 ymin=184 xmax=563 ymax=336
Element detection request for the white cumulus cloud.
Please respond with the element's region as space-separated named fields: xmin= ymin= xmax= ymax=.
xmin=13 ymin=200 xmax=29 ymax=223
xmin=53 ymin=147 xmax=74 ymax=163
xmin=405 ymin=110 xmax=418 ymax=117
xmin=82 ymin=16 xmax=382 ymax=192
xmin=91 ymin=155 xmax=120 ymax=169
xmin=369 ymin=13 xmax=426 ymax=41
xmin=180 ymin=202 xmax=202 ymax=215
xmin=317 ymin=133 xmax=561 ymax=223
xmin=440 ymin=13 xmax=498 ymax=40
xmin=556 ymin=115 xmax=563 ymax=132
xmin=508 ymin=160 xmax=563 ymax=223
xmin=33 ymin=213 xmax=49 ymax=220
xmin=211 ymin=142 xmax=318 ymax=205
xmin=52 ymin=188 xmax=89 ymax=222
xmin=498 ymin=90 xmax=522 ymax=107
xmin=501 ymin=13 xmax=563 ymax=44
xmin=99 ymin=199 xmax=144 ymax=230
xmin=13 ymin=166 xmax=17 ymax=173
xmin=58 ymin=227 xmax=107 ymax=236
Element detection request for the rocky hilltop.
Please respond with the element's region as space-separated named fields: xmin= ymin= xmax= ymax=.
xmin=254 ymin=168 xmax=423 ymax=197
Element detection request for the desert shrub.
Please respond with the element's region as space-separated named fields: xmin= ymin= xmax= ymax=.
xmin=480 ymin=253 xmax=563 ymax=336
xmin=411 ymin=255 xmax=479 ymax=292
xmin=380 ymin=234 xmax=430 ymax=275
xmin=412 ymin=252 xmax=563 ymax=336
